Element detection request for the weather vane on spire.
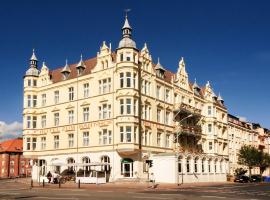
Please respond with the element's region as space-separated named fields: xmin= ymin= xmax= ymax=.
xmin=124 ymin=8 xmax=131 ymax=17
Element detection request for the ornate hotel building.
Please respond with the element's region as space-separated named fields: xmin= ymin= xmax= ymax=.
xmin=23 ymin=15 xmax=268 ymax=183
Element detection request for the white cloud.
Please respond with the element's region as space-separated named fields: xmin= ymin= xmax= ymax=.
xmin=0 ymin=121 xmax=23 ymax=142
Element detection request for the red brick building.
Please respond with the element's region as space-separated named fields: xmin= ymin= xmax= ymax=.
xmin=0 ymin=138 xmax=31 ymax=178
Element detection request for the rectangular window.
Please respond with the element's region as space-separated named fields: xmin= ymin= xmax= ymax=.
xmin=42 ymin=94 xmax=46 ymax=106
xmin=165 ymin=111 xmax=170 ymax=125
xmin=133 ymin=73 xmax=136 ymax=89
xmin=120 ymin=99 xmax=124 ymax=115
xmin=157 ymin=109 xmax=161 ymax=123
xmin=165 ymin=134 xmax=170 ymax=148
xmin=102 ymin=79 xmax=107 ymax=93
xmin=33 ymin=80 xmax=37 ymax=86
xmin=27 ymin=95 xmax=31 ymax=107
xmin=83 ymin=132 xmax=89 ymax=146
xmin=120 ymin=73 xmax=124 ymax=88
xmin=32 ymin=116 xmax=37 ymax=129
xmin=83 ymin=83 xmax=89 ymax=98
xmin=126 ymin=126 xmax=132 ymax=142
xmin=126 ymin=98 xmax=131 ymax=114
xmin=157 ymin=132 xmax=161 ymax=147
xmin=99 ymin=132 xmax=102 ymax=145
xmin=165 ymin=89 xmax=170 ymax=102
xmin=54 ymin=113 xmax=59 ymax=126
xmin=32 ymin=137 xmax=37 ymax=150
xmin=26 ymin=137 xmax=31 ymax=150
xmin=144 ymin=130 xmax=148 ymax=145
xmin=68 ymin=110 xmax=74 ymax=124
xmin=69 ymin=87 xmax=74 ymax=101
xmin=28 ymin=79 xmax=31 ymax=86
xmin=126 ymin=72 xmax=131 ymax=87
xmin=54 ymin=91 xmax=59 ymax=104
xmin=102 ymin=129 xmax=108 ymax=144
xmin=41 ymin=137 xmax=46 ymax=150
xmin=83 ymin=107 xmax=89 ymax=122
xmin=41 ymin=115 xmax=46 ymax=128
xmin=120 ymin=53 xmax=123 ymax=61
xmin=208 ymin=124 xmax=212 ymax=133
xmin=133 ymin=99 xmax=137 ymax=116
xmin=156 ymin=85 xmax=161 ymax=99
xmin=209 ymin=142 xmax=213 ymax=150
xmin=120 ymin=126 xmax=124 ymax=143
xmin=102 ymin=104 xmax=107 ymax=119
xmin=68 ymin=133 xmax=74 ymax=148
xmin=33 ymin=95 xmax=37 ymax=107
xmin=54 ymin=135 xmax=59 ymax=149
xmin=99 ymin=80 xmax=102 ymax=94
xmin=27 ymin=116 xmax=31 ymax=128
xmin=208 ymin=106 xmax=212 ymax=115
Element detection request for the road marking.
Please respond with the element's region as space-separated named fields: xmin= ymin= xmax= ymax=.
xmin=201 ymin=196 xmax=226 ymax=199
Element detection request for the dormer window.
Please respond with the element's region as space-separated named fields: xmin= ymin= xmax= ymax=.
xmin=76 ymin=55 xmax=86 ymax=76
xmin=62 ymin=71 xmax=70 ymax=80
xmin=61 ymin=60 xmax=71 ymax=80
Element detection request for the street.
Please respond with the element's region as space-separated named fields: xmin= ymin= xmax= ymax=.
xmin=1 ymin=179 xmax=270 ymax=200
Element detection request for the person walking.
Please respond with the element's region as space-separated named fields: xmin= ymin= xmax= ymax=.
xmin=149 ymin=173 xmax=156 ymax=188
xmin=46 ymin=171 xmax=52 ymax=183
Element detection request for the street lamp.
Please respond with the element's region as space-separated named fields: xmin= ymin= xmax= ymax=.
xmin=175 ymin=113 xmax=193 ymax=186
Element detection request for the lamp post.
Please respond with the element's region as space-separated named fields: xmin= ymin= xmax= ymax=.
xmin=175 ymin=113 xmax=193 ymax=186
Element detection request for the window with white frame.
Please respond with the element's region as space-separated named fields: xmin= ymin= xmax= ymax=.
xmin=98 ymin=129 xmax=112 ymax=145
xmin=68 ymin=110 xmax=74 ymax=124
xmin=120 ymin=99 xmax=124 ymax=115
xmin=32 ymin=137 xmax=37 ymax=150
xmin=143 ymin=105 xmax=151 ymax=120
xmin=126 ymin=98 xmax=131 ymax=114
xmin=68 ymin=133 xmax=74 ymax=148
xmin=69 ymin=87 xmax=74 ymax=101
xmin=156 ymin=85 xmax=161 ymax=99
xmin=208 ymin=124 xmax=212 ymax=133
xmin=83 ymin=107 xmax=89 ymax=122
xmin=208 ymin=106 xmax=212 ymax=115
xmin=54 ymin=113 xmax=59 ymax=126
xmin=194 ymin=158 xmax=199 ymax=173
xmin=99 ymin=104 xmax=111 ymax=119
xmin=133 ymin=99 xmax=137 ymax=116
xmin=27 ymin=95 xmax=31 ymax=107
xmin=119 ymin=98 xmax=133 ymax=115
xmin=119 ymin=72 xmax=136 ymax=88
xmin=83 ymin=83 xmax=89 ymax=98
xmin=126 ymin=72 xmax=131 ymax=87
xmin=27 ymin=116 xmax=31 ymax=128
xmin=26 ymin=138 xmax=31 ymax=150
xmin=41 ymin=94 xmax=46 ymax=106
xmin=165 ymin=89 xmax=170 ymax=102
xmin=143 ymin=130 xmax=148 ymax=145
xmin=120 ymin=126 xmax=132 ymax=143
xmin=99 ymin=78 xmax=111 ymax=94
xmin=157 ymin=132 xmax=162 ymax=147
xmin=33 ymin=95 xmax=37 ymax=107
xmin=186 ymin=158 xmax=190 ymax=173
xmin=41 ymin=137 xmax=46 ymax=150
xmin=165 ymin=134 xmax=170 ymax=148
xmin=120 ymin=73 xmax=124 ymax=88
xmin=54 ymin=135 xmax=59 ymax=149
xmin=209 ymin=141 xmax=213 ymax=150
xmin=165 ymin=111 xmax=170 ymax=125
xmin=32 ymin=116 xmax=37 ymax=129
xmin=83 ymin=132 xmax=89 ymax=146
xmin=157 ymin=108 xmax=162 ymax=123
xmin=41 ymin=115 xmax=46 ymax=128
xmin=54 ymin=91 xmax=59 ymax=104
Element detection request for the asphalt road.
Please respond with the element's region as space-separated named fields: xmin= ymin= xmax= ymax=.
xmin=1 ymin=180 xmax=270 ymax=200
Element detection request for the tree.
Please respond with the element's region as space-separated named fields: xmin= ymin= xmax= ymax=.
xmin=238 ymin=145 xmax=260 ymax=177
xmin=258 ymin=151 xmax=270 ymax=175
xmin=234 ymin=168 xmax=247 ymax=176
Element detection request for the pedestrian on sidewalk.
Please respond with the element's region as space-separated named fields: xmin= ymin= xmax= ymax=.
xmin=149 ymin=173 xmax=156 ymax=188
xmin=46 ymin=171 xmax=52 ymax=183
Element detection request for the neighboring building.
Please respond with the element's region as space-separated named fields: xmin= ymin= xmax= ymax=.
xmin=22 ymin=15 xmax=268 ymax=183
xmin=0 ymin=138 xmax=31 ymax=178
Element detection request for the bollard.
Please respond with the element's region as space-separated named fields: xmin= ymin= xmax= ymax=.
xmin=30 ymin=179 xmax=33 ymax=188
xmin=78 ymin=179 xmax=80 ymax=189
xmin=42 ymin=179 xmax=45 ymax=188
xmin=58 ymin=180 xmax=61 ymax=188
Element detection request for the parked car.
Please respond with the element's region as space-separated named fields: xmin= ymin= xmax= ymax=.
xmin=250 ymin=175 xmax=262 ymax=182
xmin=234 ymin=175 xmax=250 ymax=183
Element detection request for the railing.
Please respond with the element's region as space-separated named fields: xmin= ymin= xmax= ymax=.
xmin=174 ymin=124 xmax=202 ymax=136
xmin=174 ymin=103 xmax=201 ymax=116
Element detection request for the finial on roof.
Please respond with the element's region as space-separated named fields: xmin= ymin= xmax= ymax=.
xmin=30 ymin=48 xmax=38 ymax=61
xmin=193 ymin=78 xmax=199 ymax=89
xmin=218 ymin=93 xmax=224 ymax=101
xmin=123 ymin=9 xmax=132 ymax=29
xmin=61 ymin=59 xmax=71 ymax=73
xmin=76 ymin=54 xmax=86 ymax=69
xmin=155 ymin=57 xmax=165 ymax=70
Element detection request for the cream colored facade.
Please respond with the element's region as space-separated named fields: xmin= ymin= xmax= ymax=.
xmin=24 ymin=16 xmax=270 ymax=183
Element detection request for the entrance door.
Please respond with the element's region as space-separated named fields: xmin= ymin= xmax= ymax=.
xmin=123 ymin=163 xmax=133 ymax=177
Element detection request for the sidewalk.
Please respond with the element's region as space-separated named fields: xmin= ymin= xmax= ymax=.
xmin=31 ymin=180 xmax=234 ymax=191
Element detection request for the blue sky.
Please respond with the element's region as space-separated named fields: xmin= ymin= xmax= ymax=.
xmin=0 ymin=0 xmax=269 ymax=136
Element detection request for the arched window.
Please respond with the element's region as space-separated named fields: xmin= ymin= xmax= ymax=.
xmin=101 ymin=155 xmax=110 ymax=172
xmin=208 ymin=159 xmax=212 ymax=173
xmin=67 ymin=157 xmax=75 ymax=172
xmin=194 ymin=157 xmax=199 ymax=173
xmin=186 ymin=157 xmax=191 ymax=173
xmin=178 ymin=156 xmax=183 ymax=173
xmin=202 ymin=158 xmax=206 ymax=173
xmin=220 ymin=159 xmax=223 ymax=173
xmin=82 ymin=157 xmax=90 ymax=171
xmin=214 ymin=159 xmax=218 ymax=173
xmin=39 ymin=160 xmax=47 ymax=176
